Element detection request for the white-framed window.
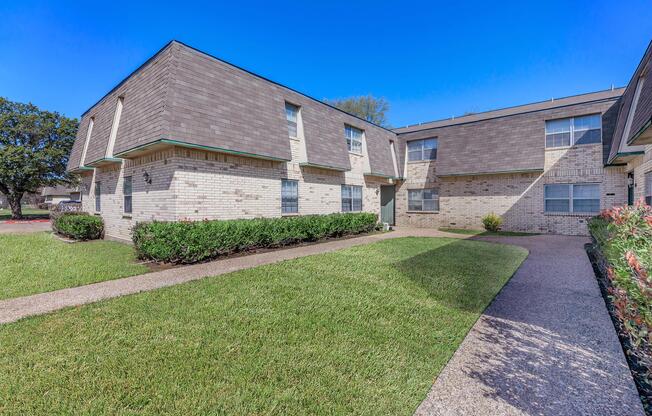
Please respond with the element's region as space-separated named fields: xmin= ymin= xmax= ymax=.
xmin=545 ymin=114 xmax=601 ymax=148
xmin=341 ymin=185 xmax=362 ymax=212
xmin=345 ymin=125 xmax=363 ymax=154
xmin=408 ymin=188 xmax=439 ymax=212
xmin=407 ymin=138 xmax=437 ymax=161
xmin=285 ymin=102 xmax=299 ymax=138
xmin=95 ymin=181 xmax=101 ymax=212
xmin=645 ymin=172 xmax=652 ymax=206
xmin=544 ymin=183 xmax=600 ymax=213
xmin=281 ymin=179 xmax=298 ymax=214
xmin=123 ymin=176 xmax=132 ymax=214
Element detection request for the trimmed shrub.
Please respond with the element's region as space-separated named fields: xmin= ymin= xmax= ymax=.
xmin=482 ymin=213 xmax=503 ymax=232
xmin=132 ymin=212 xmax=378 ymax=264
xmin=52 ymin=212 xmax=104 ymax=241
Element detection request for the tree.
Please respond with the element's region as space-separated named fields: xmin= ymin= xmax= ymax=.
xmin=0 ymin=97 xmax=78 ymax=219
xmin=326 ymin=95 xmax=390 ymax=127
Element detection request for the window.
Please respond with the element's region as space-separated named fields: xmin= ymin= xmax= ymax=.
xmin=545 ymin=114 xmax=601 ymax=148
xmin=341 ymin=185 xmax=362 ymax=212
xmin=645 ymin=172 xmax=652 ymax=206
xmin=285 ymin=103 xmax=299 ymax=138
xmin=95 ymin=181 xmax=101 ymax=212
xmin=408 ymin=189 xmax=439 ymax=212
xmin=544 ymin=183 xmax=600 ymax=213
xmin=123 ymin=176 xmax=132 ymax=214
xmin=281 ymin=179 xmax=298 ymax=214
xmin=407 ymin=138 xmax=437 ymax=161
xmin=345 ymin=125 xmax=363 ymax=153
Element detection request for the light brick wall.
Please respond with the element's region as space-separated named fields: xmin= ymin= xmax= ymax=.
xmin=88 ymin=136 xmax=390 ymax=240
xmin=627 ymin=144 xmax=652 ymax=202
xmin=396 ymin=143 xmax=627 ymax=236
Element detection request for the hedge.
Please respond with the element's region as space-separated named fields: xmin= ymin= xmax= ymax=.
xmin=132 ymin=212 xmax=378 ymax=264
xmin=52 ymin=212 xmax=104 ymax=241
xmin=588 ymin=201 xmax=652 ymax=411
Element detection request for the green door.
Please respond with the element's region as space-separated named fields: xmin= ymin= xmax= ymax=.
xmin=380 ymin=185 xmax=395 ymax=225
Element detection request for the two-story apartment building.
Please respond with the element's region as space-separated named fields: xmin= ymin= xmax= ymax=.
xmin=67 ymin=40 xmax=652 ymax=241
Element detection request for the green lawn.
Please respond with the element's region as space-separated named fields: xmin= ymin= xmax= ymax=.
xmin=0 ymin=237 xmax=527 ymax=415
xmin=439 ymin=227 xmax=538 ymax=237
xmin=0 ymin=207 xmax=50 ymax=221
xmin=0 ymin=233 xmax=148 ymax=300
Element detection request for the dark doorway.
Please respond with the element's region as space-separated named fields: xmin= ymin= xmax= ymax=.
xmin=380 ymin=185 xmax=395 ymax=225
xmin=628 ymin=172 xmax=635 ymax=205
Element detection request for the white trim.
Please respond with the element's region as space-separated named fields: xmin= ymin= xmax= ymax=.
xmin=623 ymin=76 xmax=646 ymax=144
xmin=544 ymin=183 xmax=600 ymax=213
xmin=80 ymin=117 xmax=94 ymax=166
xmin=105 ymin=97 xmax=124 ymax=158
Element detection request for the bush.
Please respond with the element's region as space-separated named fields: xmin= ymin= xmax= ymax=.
xmin=589 ymin=200 xmax=652 ymax=406
xmin=482 ymin=213 xmax=503 ymax=232
xmin=52 ymin=212 xmax=104 ymax=241
xmin=132 ymin=212 xmax=378 ymax=264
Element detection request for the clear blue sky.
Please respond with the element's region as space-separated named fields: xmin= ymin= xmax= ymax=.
xmin=1 ymin=0 xmax=650 ymax=127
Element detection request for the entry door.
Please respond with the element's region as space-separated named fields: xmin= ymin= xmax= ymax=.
xmin=380 ymin=185 xmax=395 ymax=225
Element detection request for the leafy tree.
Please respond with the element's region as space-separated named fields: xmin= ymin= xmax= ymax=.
xmin=0 ymin=97 xmax=78 ymax=219
xmin=326 ymin=95 xmax=390 ymax=127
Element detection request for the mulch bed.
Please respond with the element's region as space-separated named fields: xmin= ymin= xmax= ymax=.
xmin=586 ymin=242 xmax=652 ymax=414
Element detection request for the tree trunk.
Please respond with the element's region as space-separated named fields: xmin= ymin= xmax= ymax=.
xmin=7 ymin=193 xmax=24 ymax=220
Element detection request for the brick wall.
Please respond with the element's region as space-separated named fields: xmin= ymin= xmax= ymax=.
xmin=395 ymin=143 xmax=627 ymax=236
xmin=86 ymin=136 xmax=391 ymax=240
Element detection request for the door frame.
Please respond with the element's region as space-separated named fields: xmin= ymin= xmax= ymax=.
xmin=380 ymin=185 xmax=395 ymax=225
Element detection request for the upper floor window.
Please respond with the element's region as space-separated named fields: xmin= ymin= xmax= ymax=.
xmin=544 ymin=183 xmax=600 ymax=213
xmin=545 ymin=114 xmax=601 ymax=148
xmin=341 ymin=185 xmax=362 ymax=212
xmin=345 ymin=125 xmax=363 ymax=154
xmin=281 ymin=179 xmax=298 ymax=214
xmin=285 ymin=102 xmax=299 ymax=138
xmin=407 ymin=138 xmax=437 ymax=161
xmin=123 ymin=176 xmax=132 ymax=214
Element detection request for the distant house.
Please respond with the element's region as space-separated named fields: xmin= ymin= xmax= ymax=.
xmin=41 ymin=186 xmax=80 ymax=205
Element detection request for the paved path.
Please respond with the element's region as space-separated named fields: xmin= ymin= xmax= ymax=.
xmin=0 ymin=228 xmax=452 ymax=324
xmin=415 ymin=234 xmax=644 ymax=416
xmin=0 ymin=220 xmax=51 ymax=234
xmin=1 ymin=229 xmax=642 ymax=414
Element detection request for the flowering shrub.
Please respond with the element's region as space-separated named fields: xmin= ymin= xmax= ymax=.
xmin=589 ymin=199 xmax=652 ymax=400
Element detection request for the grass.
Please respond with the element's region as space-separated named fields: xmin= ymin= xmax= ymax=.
xmin=0 ymin=232 xmax=148 ymax=300
xmin=0 ymin=207 xmax=49 ymax=221
xmin=0 ymin=237 xmax=527 ymax=415
xmin=439 ymin=227 xmax=538 ymax=237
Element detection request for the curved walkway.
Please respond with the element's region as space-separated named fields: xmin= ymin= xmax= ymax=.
xmin=416 ymin=234 xmax=644 ymax=415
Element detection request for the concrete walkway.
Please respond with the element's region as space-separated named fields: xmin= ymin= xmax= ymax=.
xmin=0 ymin=229 xmax=642 ymax=414
xmin=0 ymin=220 xmax=51 ymax=234
xmin=0 ymin=227 xmax=451 ymax=324
xmin=415 ymin=234 xmax=644 ymax=416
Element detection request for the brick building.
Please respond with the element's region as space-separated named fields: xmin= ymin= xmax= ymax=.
xmin=67 ymin=40 xmax=652 ymax=241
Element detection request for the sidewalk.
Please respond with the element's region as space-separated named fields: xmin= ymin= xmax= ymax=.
xmin=0 ymin=228 xmax=452 ymax=324
xmin=415 ymin=234 xmax=644 ymax=415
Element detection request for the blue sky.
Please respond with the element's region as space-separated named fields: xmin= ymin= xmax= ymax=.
xmin=0 ymin=1 xmax=650 ymax=128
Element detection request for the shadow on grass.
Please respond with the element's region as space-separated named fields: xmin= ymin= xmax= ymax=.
xmin=392 ymin=238 xmax=525 ymax=314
